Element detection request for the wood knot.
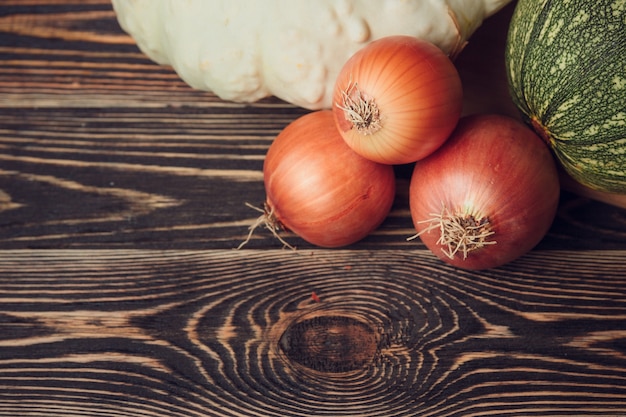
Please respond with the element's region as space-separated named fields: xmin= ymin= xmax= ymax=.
xmin=279 ymin=315 xmax=377 ymax=373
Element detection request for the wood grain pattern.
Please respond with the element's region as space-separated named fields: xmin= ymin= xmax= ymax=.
xmin=1 ymin=249 xmax=626 ymax=416
xmin=1 ymin=1 xmax=626 ymax=415
xmin=0 ymin=0 xmax=309 ymax=249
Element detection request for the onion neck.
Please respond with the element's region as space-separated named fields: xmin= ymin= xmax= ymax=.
xmin=336 ymin=82 xmax=382 ymax=135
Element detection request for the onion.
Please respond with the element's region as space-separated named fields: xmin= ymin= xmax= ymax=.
xmin=332 ymin=35 xmax=463 ymax=165
xmin=408 ymin=114 xmax=560 ymax=270
xmin=241 ymin=110 xmax=396 ymax=249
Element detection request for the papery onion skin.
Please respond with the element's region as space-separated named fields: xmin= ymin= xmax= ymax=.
xmin=264 ymin=110 xmax=396 ymax=248
xmin=409 ymin=114 xmax=560 ymax=270
xmin=332 ymin=35 xmax=463 ymax=165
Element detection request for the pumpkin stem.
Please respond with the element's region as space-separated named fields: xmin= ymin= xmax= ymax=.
xmin=336 ymin=81 xmax=382 ymax=135
xmin=408 ymin=203 xmax=496 ymax=259
xmin=237 ymin=202 xmax=296 ymax=250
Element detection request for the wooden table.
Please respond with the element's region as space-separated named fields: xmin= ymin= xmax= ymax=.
xmin=1 ymin=1 xmax=626 ymax=416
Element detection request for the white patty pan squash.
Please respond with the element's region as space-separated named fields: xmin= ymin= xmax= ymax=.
xmin=112 ymin=0 xmax=511 ymax=109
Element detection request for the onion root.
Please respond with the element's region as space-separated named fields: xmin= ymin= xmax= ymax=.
xmin=237 ymin=202 xmax=296 ymax=250
xmin=336 ymin=81 xmax=382 ymax=135
xmin=408 ymin=203 xmax=496 ymax=259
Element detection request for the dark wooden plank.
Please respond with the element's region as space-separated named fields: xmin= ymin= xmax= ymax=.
xmin=0 ymin=103 xmax=623 ymax=249
xmin=0 ymin=249 xmax=625 ymax=416
xmin=0 ymin=0 xmax=198 ymax=108
xmin=0 ymin=0 xmax=310 ymax=248
xmin=0 ymin=0 xmax=296 ymax=109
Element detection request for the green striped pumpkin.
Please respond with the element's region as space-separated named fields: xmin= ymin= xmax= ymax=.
xmin=505 ymin=0 xmax=626 ymax=193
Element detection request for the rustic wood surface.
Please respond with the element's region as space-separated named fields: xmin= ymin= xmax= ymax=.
xmin=1 ymin=1 xmax=626 ymax=416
